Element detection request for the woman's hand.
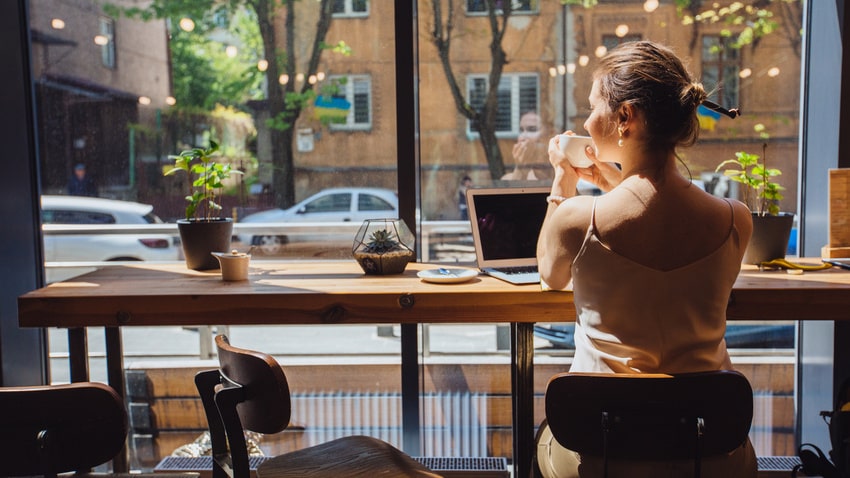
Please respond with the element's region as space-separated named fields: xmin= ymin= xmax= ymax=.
xmin=575 ymin=145 xmax=622 ymax=192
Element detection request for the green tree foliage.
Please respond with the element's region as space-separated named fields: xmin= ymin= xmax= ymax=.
xmin=104 ymin=0 xmax=342 ymax=209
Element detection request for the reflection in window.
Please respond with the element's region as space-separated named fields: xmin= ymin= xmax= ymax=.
xmin=701 ymin=35 xmax=740 ymax=110
xmin=467 ymin=73 xmax=538 ymax=137
xmin=328 ymin=75 xmax=372 ymax=131
xmin=333 ymin=0 xmax=368 ymax=17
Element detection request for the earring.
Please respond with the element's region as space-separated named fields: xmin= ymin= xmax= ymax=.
xmin=617 ymin=127 xmax=624 ymax=147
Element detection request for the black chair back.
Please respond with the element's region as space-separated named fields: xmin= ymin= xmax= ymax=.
xmin=544 ymin=370 xmax=753 ymax=475
xmin=0 ymin=382 xmax=128 ymax=477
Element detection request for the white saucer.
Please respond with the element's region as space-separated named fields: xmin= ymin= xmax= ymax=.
xmin=417 ymin=268 xmax=478 ymax=284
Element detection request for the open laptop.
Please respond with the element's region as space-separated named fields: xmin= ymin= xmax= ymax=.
xmin=466 ymin=187 xmax=550 ymax=284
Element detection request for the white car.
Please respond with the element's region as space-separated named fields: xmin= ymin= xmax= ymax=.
xmin=41 ymin=195 xmax=181 ymax=263
xmin=239 ymin=187 xmax=399 ymax=255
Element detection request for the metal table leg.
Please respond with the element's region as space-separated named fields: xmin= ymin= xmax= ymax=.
xmin=68 ymin=327 xmax=89 ymax=383
xmin=512 ymin=322 xmax=535 ymax=478
xmin=105 ymin=327 xmax=129 ymax=473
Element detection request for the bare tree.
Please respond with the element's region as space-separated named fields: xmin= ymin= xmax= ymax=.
xmin=430 ymin=0 xmax=513 ymax=180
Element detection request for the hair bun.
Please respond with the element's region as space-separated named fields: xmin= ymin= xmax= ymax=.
xmin=684 ymin=82 xmax=708 ymax=109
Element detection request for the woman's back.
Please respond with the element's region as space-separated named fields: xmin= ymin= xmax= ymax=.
xmin=534 ymin=40 xmax=756 ymax=477
xmin=593 ymin=173 xmax=746 ymax=271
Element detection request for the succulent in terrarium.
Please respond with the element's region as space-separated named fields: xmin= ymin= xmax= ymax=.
xmin=364 ymin=229 xmax=400 ymax=253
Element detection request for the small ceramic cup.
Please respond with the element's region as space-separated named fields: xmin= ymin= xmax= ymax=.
xmin=211 ymin=250 xmax=251 ymax=281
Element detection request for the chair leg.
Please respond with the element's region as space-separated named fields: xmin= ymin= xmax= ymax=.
xmin=215 ymin=386 xmax=251 ymax=478
xmin=195 ymin=370 xmax=230 ymax=478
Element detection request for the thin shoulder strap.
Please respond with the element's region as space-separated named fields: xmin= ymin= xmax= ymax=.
xmin=723 ymin=198 xmax=735 ymax=235
xmin=590 ymin=197 xmax=599 ymax=229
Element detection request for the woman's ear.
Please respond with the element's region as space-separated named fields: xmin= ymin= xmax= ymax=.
xmin=617 ymin=103 xmax=634 ymax=128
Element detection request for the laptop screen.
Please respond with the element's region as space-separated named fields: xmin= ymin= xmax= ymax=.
xmin=467 ymin=187 xmax=550 ymax=267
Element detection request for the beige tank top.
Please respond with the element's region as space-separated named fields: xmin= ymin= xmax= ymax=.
xmin=569 ymin=198 xmax=743 ymax=374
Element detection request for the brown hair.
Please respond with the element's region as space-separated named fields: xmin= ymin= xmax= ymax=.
xmin=594 ymin=40 xmax=707 ymax=150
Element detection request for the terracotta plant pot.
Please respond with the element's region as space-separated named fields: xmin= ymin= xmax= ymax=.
xmin=177 ymin=218 xmax=234 ymax=271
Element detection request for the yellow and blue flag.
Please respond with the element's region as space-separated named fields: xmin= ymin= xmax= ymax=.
xmin=314 ymin=96 xmax=350 ymax=122
xmin=697 ymin=104 xmax=722 ymax=131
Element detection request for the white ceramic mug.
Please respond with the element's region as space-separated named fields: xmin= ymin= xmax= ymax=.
xmin=558 ymin=135 xmax=595 ymax=168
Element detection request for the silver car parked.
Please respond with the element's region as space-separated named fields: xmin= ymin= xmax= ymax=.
xmin=238 ymin=187 xmax=399 ymax=255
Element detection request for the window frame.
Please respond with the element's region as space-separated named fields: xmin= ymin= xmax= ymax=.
xmin=700 ymin=34 xmax=741 ymax=111
xmin=99 ymin=16 xmax=116 ymax=69
xmin=466 ymin=72 xmax=540 ymax=139
xmin=465 ymin=0 xmax=538 ymax=15
xmin=332 ymin=0 xmax=369 ymax=18
xmin=327 ymin=74 xmax=373 ymax=132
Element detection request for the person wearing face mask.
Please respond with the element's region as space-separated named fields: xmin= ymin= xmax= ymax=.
xmin=501 ymin=111 xmax=552 ymax=181
xmin=533 ymin=40 xmax=755 ymax=477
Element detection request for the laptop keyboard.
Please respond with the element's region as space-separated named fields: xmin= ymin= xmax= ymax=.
xmin=498 ymin=265 xmax=538 ymax=275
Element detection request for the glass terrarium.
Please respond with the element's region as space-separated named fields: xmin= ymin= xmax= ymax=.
xmin=352 ymin=218 xmax=415 ymax=275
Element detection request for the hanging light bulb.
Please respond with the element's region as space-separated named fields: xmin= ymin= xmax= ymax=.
xmin=257 ymin=59 xmax=269 ymax=72
xmin=279 ymin=74 xmax=289 ymax=85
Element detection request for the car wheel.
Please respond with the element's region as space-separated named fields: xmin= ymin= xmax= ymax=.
xmin=253 ymin=235 xmax=288 ymax=255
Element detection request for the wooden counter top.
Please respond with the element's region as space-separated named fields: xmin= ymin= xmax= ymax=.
xmin=18 ymin=259 xmax=850 ymax=328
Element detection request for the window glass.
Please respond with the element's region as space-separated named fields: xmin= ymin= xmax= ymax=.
xmin=99 ymin=17 xmax=115 ymax=68
xmin=42 ymin=209 xmax=116 ymax=224
xmin=467 ymin=0 xmax=537 ymax=14
xmin=327 ymin=75 xmax=372 ymax=130
xmin=28 ymin=0 xmax=806 ymax=468
xmin=303 ymin=193 xmax=351 ymax=213
xmin=333 ymin=0 xmax=369 ymax=17
xmin=702 ymin=35 xmax=741 ymax=109
xmin=358 ymin=193 xmax=395 ymax=212
xmin=467 ymin=73 xmax=539 ymax=136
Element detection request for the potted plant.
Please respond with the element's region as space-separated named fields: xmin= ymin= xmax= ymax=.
xmin=166 ymin=140 xmax=243 ymax=271
xmin=716 ymin=139 xmax=794 ymax=265
xmin=352 ymin=219 xmax=415 ymax=275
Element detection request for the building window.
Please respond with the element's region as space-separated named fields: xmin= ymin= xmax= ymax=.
xmin=602 ymin=34 xmax=642 ymax=51
xmin=467 ymin=0 xmax=537 ymax=14
xmin=99 ymin=17 xmax=115 ymax=69
xmin=324 ymin=75 xmax=372 ymax=131
xmin=333 ymin=0 xmax=368 ymax=18
xmin=467 ymin=73 xmax=539 ymax=137
xmin=701 ymin=35 xmax=740 ymax=110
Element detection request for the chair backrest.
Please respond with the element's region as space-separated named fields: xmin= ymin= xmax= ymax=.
xmin=195 ymin=334 xmax=292 ymax=478
xmin=0 ymin=382 xmax=128 ymax=477
xmin=216 ymin=333 xmax=292 ymax=434
xmin=544 ymin=370 xmax=753 ymax=462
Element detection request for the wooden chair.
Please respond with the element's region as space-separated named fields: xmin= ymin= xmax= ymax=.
xmin=196 ymin=334 xmax=441 ymax=478
xmin=543 ymin=370 xmax=753 ymax=478
xmin=0 ymin=381 xmax=196 ymax=478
